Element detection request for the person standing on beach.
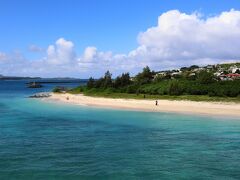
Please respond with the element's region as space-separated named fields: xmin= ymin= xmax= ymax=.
xmin=155 ymin=100 xmax=158 ymax=106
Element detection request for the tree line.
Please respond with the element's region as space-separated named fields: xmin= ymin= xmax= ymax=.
xmin=81 ymin=66 xmax=240 ymax=97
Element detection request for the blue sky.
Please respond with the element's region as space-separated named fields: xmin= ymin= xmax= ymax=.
xmin=1 ymin=0 xmax=240 ymax=55
xmin=0 ymin=0 xmax=240 ymax=77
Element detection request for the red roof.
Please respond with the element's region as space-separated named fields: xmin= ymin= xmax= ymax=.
xmin=226 ymin=74 xmax=240 ymax=77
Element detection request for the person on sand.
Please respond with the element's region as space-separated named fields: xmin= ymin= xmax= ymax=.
xmin=155 ymin=100 xmax=158 ymax=106
xmin=66 ymin=97 xmax=69 ymax=100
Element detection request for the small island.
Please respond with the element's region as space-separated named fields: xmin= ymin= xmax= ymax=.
xmin=27 ymin=82 xmax=43 ymax=88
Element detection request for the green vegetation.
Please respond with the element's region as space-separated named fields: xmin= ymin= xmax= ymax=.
xmin=217 ymin=62 xmax=240 ymax=69
xmin=69 ymin=87 xmax=240 ymax=102
xmin=52 ymin=87 xmax=62 ymax=93
xmin=52 ymin=86 xmax=68 ymax=93
xmin=66 ymin=64 xmax=240 ymax=102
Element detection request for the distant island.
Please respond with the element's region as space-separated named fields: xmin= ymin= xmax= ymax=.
xmin=54 ymin=62 xmax=240 ymax=102
xmin=0 ymin=75 xmax=41 ymax=80
xmin=0 ymin=75 xmax=85 ymax=82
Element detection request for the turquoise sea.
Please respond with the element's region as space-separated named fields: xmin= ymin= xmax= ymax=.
xmin=0 ymin=80 xmax=240 ymax=179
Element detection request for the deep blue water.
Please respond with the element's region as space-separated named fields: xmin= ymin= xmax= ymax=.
xmin=0 ymin=80 xmax=240 ymax=179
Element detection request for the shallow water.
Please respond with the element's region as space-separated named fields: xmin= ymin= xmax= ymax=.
xmin=0 ymin=80 xmax=240 ymax=179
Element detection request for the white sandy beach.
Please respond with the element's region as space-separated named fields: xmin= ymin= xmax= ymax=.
xmin=44 ymin=93 xmax=240 ymax=117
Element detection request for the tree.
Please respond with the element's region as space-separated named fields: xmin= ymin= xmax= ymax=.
xmin=189 ymin=65 xmax=199 ymax=70
xmin=121 ymin=73 xmax=131 ymax=86
xmin=95 ymin=78 xmax=104 ymax=88
xmin=223 ymin=70 xmax=228 ymax=75
xmin=87 ymin=77 xmax=95 ymax=89
xmin=180 ymin=67 xmax=189 ymax=72
xmin=135 ymin=66 xmax=154 ymax=84
xmin=103 ymin=70 xmax=113 ymax=88
xmin=114 ymin=73 xmax=131 ymax=88
xmin=114 ymin=76 xmax=122 ymax=88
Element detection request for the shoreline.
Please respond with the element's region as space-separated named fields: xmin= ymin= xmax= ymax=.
xmin=43 ymin=93 xmax=240 ymax=117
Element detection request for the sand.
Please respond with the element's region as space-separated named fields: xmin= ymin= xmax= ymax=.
xmin=45 ymin=93 xmax=240 ymax=117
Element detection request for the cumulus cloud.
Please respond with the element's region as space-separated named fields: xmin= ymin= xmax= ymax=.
xmin=81 ymin=47 xmax=97 ymax=62
xmin=0 ymin=38 xmax=78 ymax=77
xmin=135 ymin=9 xmax=240 ymax=67
xmin=79 ymin=9 xmax=240 ymax=71
xmin=46 ymin=38 xmax=76 ymax=65
xmin=1 ymin=9 xmax=240 ymax=77
xmin=0 ymin=51 xmax=31 ymax=76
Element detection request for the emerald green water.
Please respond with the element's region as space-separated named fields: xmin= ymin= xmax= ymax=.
xmin=0 ymin=80 xmax=240 ymax=179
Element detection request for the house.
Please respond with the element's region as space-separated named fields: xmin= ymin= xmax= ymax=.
xmin=153 ymin=71 xmax=169 ymax=80
xmin=229 ymin=65 xmax=240 ymax=73
xmin=226 ymin=73 xmax=240 ymax=80
xmin=130 ymin=77 xmax=135 ymax=81
xmin=193 ymin=67 xmax=204 ymax=72
xmin=189 ymin=72 xmax=196 ymax=76
xmin=171 ymin=72 xmax=182 ymax=76
xmin=214 ymin=72 xmax=222 ymax=77
xmin=170 ymin=72 xmax=182 ymax=79
xmin=206 ymin=65 xmax=214 ymax=69
xmin=219 ymin=75 xmax=229 ymax=81
xmin=157 ymin=72 xmax=167 ymax=76
xmin=229 ymin=65 xmax=237 ymax=72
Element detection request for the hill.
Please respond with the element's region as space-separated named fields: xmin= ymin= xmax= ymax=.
xmin=58 ymin=62 xmax=240 ymax=102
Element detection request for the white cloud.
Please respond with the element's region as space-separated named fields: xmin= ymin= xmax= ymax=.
xmin=82 ymin=47 xmax=97 ymax=62
xmin=77 ymin=9 xmax=240 ymax=72
xmin=46 ymin=38 xmax=76 ymax=65
xmin=0 ymin=52 xmax=7 ymax=62
xmin=28 ymin=45 xmax=43 ymax=52
xmin=1 ymin=10 xmax=240 ymax=77
xmin=136 ymin=9 xmax=240 ymax=67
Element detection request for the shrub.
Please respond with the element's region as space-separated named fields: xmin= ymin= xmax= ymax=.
xmin=52 ymin=87 xmax=62 ymax=93
xmin=168 ymin=80 xmax=183 ymax=96
xmin=126 ymin=84 xmax=139 ymax=94
xmin=197 ymin=71 xmax=214 ymax=84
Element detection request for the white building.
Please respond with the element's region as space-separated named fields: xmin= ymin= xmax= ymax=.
xmin=229 ymin=65 xmax=240 ymax=73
